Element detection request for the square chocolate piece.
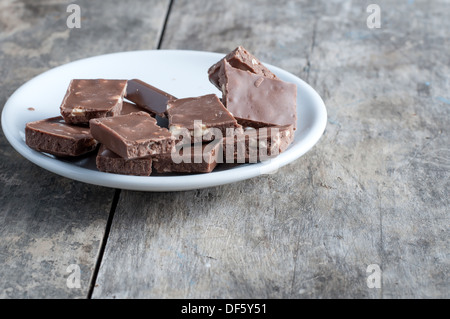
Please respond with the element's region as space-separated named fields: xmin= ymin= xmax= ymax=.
xmin=208 ymin=46 xmax=278 ymax=91
xmin=167 ymin=94 xmax=239 ymax=142
xmin=223 ymin=125 xmax=294 ymax=163
xmin=220 ymin=60 xmax=297 ymax=129
xmin=152 ymin=140 xmax=222 ymax=174
xmin=89 ymin=111 xmax=175 ymax=159
xmin=126 ymin=79 xmax=177 ymax=117
xmin=96 ymin=144 xmax=152 ymax=176
xmin=25 ymin=116 xmax=98 ymax=157
xmin=60 ymin=79 xmax=127 ymax=125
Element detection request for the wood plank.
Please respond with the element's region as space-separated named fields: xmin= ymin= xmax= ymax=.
xmin=0 ymin=0 xmax=170 ymax=298
xmin=93 ymin=0 xmax=449 ymax=298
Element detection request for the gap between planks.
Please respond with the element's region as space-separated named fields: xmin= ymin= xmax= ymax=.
xmin=86 ymin=0 xmax=175 ymax=299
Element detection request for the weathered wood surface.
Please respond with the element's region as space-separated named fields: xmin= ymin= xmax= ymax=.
xmin=0 ymin=0 xmax=448 ymax=299
xmin=92 ymin=0 xmax=449 ymax=299
xmin=0 ymin=0 xmax=170 ymax=298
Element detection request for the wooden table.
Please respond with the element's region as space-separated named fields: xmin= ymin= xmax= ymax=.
xmin=0 ymin=0 xmax=448 ymax=299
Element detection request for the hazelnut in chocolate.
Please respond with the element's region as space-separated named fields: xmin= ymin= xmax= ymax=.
xmin=60 ymin=79 xmax=127 ymax=125
xmin=25 ymin=116 xmax=98 ymax=157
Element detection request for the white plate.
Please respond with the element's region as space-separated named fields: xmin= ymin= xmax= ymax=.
xmin=1 ymin=50 xmax=327 ymax=191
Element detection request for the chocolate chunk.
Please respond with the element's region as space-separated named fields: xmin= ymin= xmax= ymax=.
xmin=275 ymin=125 xmax=295 ymax=153
xmin=152 ymin=140 xmax=222 ymax=174
xmin=167 ymin=94 xmax=239 ymax=142
xmin=220 ymin=60 xmax=297 ymax=129
xmin=121 ymin=101 xmax=148 ymax=115
xmin=125 ymin=79 xmax=177 ymax=117
xmin=96 ymin=144 xmax=152 ymax=176
xmin=122 ymin=101 xmax=169 ymax=128
xmin=208 ymin=46 xmax=278 ymax=90
xmin=60 ymin=79 xmax=127 ymax=125
xmin=223 ymin=125 xmax=294 ymax=163
xmin=89 ymin=111 xmax=175 ymax=159
xmin=25 ymin=116 xmax=98 ymax=157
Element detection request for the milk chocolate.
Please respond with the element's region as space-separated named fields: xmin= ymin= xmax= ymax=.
xmin=60 ymin=79 xmax=127 ymax=125
xmin=122 ymin=101 xmax=169 ymax=128
xmin=126 ymin=79 xmax=177 ymax=117
xmin=208 ymin=46 xmax=278 ymax=90
xmin=89 ymin=112 xmax=175 ymax=159
xmin=25 ymin=116 xmax=98 ymax=157
xmin=96 ymin=144 xmax=152 ymax=176
xmin=121 ymin=101 xmax=147 ymax=115
xmin=167 ymin=94 xmax=239 ymax=142
xmin=223 ymin=125 xmax=294 ymax=163
xmin=220 ymin=60 xmax=297 ymax=129
xmin=152 ymin=140 xmax=221 ymax=174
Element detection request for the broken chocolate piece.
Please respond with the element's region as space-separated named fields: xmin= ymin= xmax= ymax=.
xmin=96 ymin=144 xmax=152 ymax=176
xmin=122 ymin=101 xmax=169 ymax=128
xmin=125 ymin=79 xmax=177 ymax=117
xmin=223 ymin=125 xmax=294 ymax=163
xmin=208 ymin=46 xmax=278 ymax=90
xmin=89 ymin=111 xmax=175 ymax=159
xmin=60 ymin=79 xmax=127 ymax=125
xmin=152 ymin=140 xmax=222 ymax=174
xmin=221 ymin=60 xmax=297 ymax=129
xmin=167 ymin=94 xmax=239 ymax=142
xmin=121 ymin=101 xmax=148 ymax=115
xmin=25 ymin=116 xmax=98 ymax=157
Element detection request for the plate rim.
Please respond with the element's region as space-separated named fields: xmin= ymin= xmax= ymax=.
xmin=1 ymin=49 xmax=327 ymax=192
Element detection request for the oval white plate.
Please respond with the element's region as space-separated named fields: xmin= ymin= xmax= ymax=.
xmin=1 ymin=50 xmax=327 ymax=191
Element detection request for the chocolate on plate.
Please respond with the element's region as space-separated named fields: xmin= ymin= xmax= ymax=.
xmin=25 ymin=116 xmax=98 ymax=157
xmin=125 ymin=79 xmax=177 ymax=117
xmin=60 ymin=79 xmax=127 ymax=125
xmin=223 ymin=125 xmax=294 ymax=163
xmin=220 ymin=60 xmax=297 ymax=129
xmin=167 ymin=94 xmax=240 ymax=142
xmin=96 ymin=144 xmax=152 ymax=176
xmin=208 ymin=46 xmax=278 ymax=91
xmin=25 ymin=45 xmax=298 ymax=177
xmin=89 ymin=111 xmax=175 ymax=159
xmin=152 ymin=140 xmax=222 ymax=174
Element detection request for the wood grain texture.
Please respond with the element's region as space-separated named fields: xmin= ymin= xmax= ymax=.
xmin=1 ymin=0 xmax=448 ymax=299
xmin=0 ymin=0 xmax=170 ymax=298
xmin=92 ymin=0 xmax=449 ymax=298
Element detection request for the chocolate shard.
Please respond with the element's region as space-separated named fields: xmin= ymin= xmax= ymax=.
xmin=208 ymin=46 xmax=278 ymax=90
xmin=25 ymin=116 xmax=98 ymax=157
xmin=220 ymin=60 xmax=297 ymax=130
xmin=152 ymin=139 xmax=222 ymax=174
xmin=96 ymin=144 xmax=152 ymax=176
xmin=222 ymin=125 xmax=294 ymax=163
xmin=167 ymin=94 xmax=240 ymax=142
xmin=60 ymin=79 xmax=127 ymax=125
xmin=89 ymin=111 xmax=175 ymax=160
xmin=125 ymin=79 xmax=177 ymax=117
